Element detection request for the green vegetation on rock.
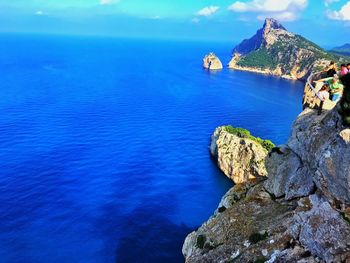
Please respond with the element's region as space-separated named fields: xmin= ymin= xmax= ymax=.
xmin=248 ymin=231 xmax=268 ymax=244
xmin=218 ymin=206 xmax=227 ymax=213
xmin=237 ymin=48 xmax=277 ymax=69
xmin=252 ymin=256 xmax=268 ymax=263
xmin=340 ymin=75 xmax=350 ymax=126
xmin=225 ymin=126 xmax=275 ymax=152
xmin=196 ymin=235 xmax=206 ymax=249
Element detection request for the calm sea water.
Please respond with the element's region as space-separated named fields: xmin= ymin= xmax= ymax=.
xmin=0 ymin=34 xmax=304 ymax=263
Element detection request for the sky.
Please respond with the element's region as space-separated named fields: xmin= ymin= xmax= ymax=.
xmin=0 ymin=0 xmax=350 ymax=46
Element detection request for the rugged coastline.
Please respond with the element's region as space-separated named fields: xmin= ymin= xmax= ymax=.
xmin=183 ymin=93 xmax=350 ymax=262
xmin=201 ymin=18 xmax=348 ymax=80
xmin=227 ymin=18 xmax=339 ymax=80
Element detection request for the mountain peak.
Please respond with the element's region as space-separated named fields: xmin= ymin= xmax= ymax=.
xmin=230 ymin=17 xmax=341 ymax=80
xmin=232 ymin=18 xmax=287 ymax=56
xmin=263 ymin=18 xmax=286 ymax=32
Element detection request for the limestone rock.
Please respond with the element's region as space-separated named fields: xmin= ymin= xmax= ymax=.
xmin=210 ymin=126 xmax=268 ymax=184
xmin=203 ymin=52 xmax=223 ymax=70
xmin=264 ymin=145 xmax=315 ymax=199
xmin=233 ymin=18 xmax=286 ymax=56
xmin=290 ymin=194 xmax=350 ymax=262
xmin=288 ymin=107 xmax=350 ymax=205
xmin=183 ymin=184 xmax=350 ymax=263
xmin=182 ymin=183 xmax=297 ymax=263
xmin=218 ymin=179 xmax=263 ymax=211
xmin=183 ymin=105 xmax=350 ymax=263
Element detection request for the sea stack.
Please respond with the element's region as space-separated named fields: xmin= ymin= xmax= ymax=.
xmin=203 ymin=52 xmax=223 ymax=70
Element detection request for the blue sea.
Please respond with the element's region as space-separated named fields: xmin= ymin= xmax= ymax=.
xmin=0 ymin=34 xmax=304 ymax=263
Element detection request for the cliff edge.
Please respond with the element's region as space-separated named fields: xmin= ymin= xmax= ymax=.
xmin=183 ymin=105 xmax=350 ymax=262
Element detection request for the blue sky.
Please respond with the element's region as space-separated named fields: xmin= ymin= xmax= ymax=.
xmin=0 ymin=0 xmax=349 ymax=46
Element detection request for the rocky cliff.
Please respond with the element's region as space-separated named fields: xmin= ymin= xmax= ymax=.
xmin=203 ymin=52 xmax=223 ymax=70
xmin=228 ymin=18 xmax=346 ymax=80
xmin=183 ymin=105 xmax=350 ymax=262
xmin=210 ymin=126 xmax=273 ymax=184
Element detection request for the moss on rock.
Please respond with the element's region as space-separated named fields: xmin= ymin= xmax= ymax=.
xmin=225 ymin=126 xmax=275 ymax=152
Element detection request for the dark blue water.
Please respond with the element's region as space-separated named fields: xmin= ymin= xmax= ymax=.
xmin=0 ymin=34 xmax=304 ymax=263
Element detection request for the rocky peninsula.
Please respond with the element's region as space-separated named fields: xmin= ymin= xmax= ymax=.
xmin=228 ymin=18 xmax=347 ymax=80
xmin=203 ymin=52 xmax=223 ymax=70
xmin=183 ymin=76 xmax=350 ymax=262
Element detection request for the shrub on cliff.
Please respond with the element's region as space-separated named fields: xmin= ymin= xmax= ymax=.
xmin=340 ymin=74 xmax=350 ymax=126
xmin=225 ymin=126 xmax=275 ymax=152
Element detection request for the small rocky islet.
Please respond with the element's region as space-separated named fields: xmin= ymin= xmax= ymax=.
xmin=193 ymin=19 xmax=350 ymax=263
xmin=203 ymin=52 xmax=223 ymax=70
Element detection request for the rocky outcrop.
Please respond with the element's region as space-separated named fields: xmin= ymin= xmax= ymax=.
xmin=290 ymin=194 xmax=350 ymax=262
xmin=183 ymin=105 xmax=350 ymax=263
xmin=286 ymin=107 xmax=350 ymax=205
xmin=228 ymin=18 xmax=346 ymax=80
xmin=210 ymin=126 xmax=268 ymax=184
xmin=264 ymin=145 xmax=315 ymax=200
xmin=203 ymin=52 xmax=223 ymax=70
xmin=233 ymin=18 xmax=286 ymax=56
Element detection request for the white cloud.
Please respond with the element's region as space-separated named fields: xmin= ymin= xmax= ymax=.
xmin=327 ymin=1 xmax=350 ymax=20
xmin=100 ymin=0 xmax=119 ymax=5
xmin=197 ymin=6 xmax=220 ymax=16
xmin=324 ymin=0 xmax=340 ymax=7
xmin=35 ymin=10 xmax=44 ymax=16
xmin=229 ymin=0 xmax=307 ymax=12
xmin=258 ymin=11 xmax=297 ymax=21
xmin=228 ymin=0 xmax=307 ymax=21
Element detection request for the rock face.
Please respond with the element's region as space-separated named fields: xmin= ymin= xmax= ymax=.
xmin=203 ymin=52 xmax=223 ymax=70
xmin=233 ymin=18 xmax=286 ymax=56
xmin=183 ymin=105 xmax=350 ymax=263
xmin=264 ymin=145 xmax=315 ymax=200
xmin=286 ymin=107 xmax=350 ymax=205
xmin=210 ymin=126 xmax=268 ymax=184
xmin=228 ymin=18 xmax=346 ymax=80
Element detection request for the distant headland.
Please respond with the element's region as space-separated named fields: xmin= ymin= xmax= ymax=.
xmin=204 ymin=18 xmax=349 ymax=80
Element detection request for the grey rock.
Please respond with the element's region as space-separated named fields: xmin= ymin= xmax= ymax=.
xmin=184 ymin=106 xmax=350 ymax=263
xmin=290 ymin=194 xmax=350 ymax=262
xmin=288 ymin=107 xmax=350 ymax=205
xmin=264 ymin=146 xmax=315 ymax=199
xmin=210 ymin=126 xmax=268 ymax=184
